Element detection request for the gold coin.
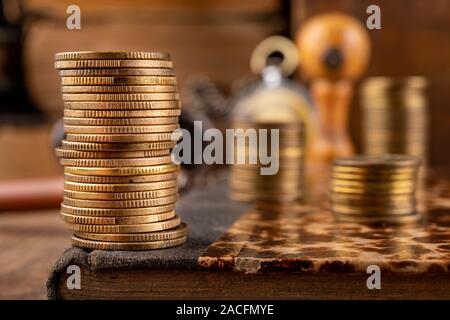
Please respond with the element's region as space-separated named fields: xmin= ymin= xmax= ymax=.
xmin=63 ymin=194 xmax=177 ymax=208
xmin=64 ymin=109 xmax=181 ymax=118
xmin=55 ymin=148 xmax=169 ymax=159
xmin=331 ymin=185 xmax=415 ymax=195
xmin=55 ymin=51 xmax=170 ymax=61
xmin=64 ymin=101 xmax=180 ymax=110
xmin=333 ymin=166 xmax=418 ymax=174
xmin=331 ymin=197 xmax=414 ymax=207
xmin=72 ymin=235 xmax=186 ymax=250
xmin=63 ymin=124 xmax=178 ymax=134
xmin=235 ymin=147 xmax=303 ymax=158
xmin=63 ymin=117 xmax=179 ymax=126
xmin=61 ymin=140 xmax=176 ymax=151
xmin=55 ymin=59 xmax=173 ymax=69
xmin=331 ymin=204 xmax=415 ymax=215
xmin=61 ymin=210 xmax=176 ymax=225
xmin=59 ymin=68 xmax=176 ymax=77
xmin=64 ymin=180 xmax=177 ymax=192
xmin=336 ymin=213 xmax=420 ymax=225
xmin=60 ymin=156 xmax=173 ymax=167
xmin=61 ymin=203 xmax=176 ymax=216
xmin=330 ymin=192 xmax=413 ymax=202
xmin=229 ymin=192 xmax=255 ymax=202
xmin=64 ymin=172 xmax=177 ymax=184
xmin=62 ymin=85 xmax=178 ymax=94
xmin=74 ymin=223 xmax=187 ymax=242
xmin=64 ymin=163 xmax=179 ymax=176
xmin=62 ymin=76 xmax=177 ymax=86
xmin=65 ymin=132 xmax=181 ymax=143
xmin=66 ymin=216 xmax=180 ymax=233
xmin=63 ymin=186 xmax=178 ymax=200
xmin=231 ymin=169 xmax=303 ymax=181
xmin=233 ymin=162 xmax=303 ymax=169
xmin=62 ymin=93 xmax=179 ymax=101
xmin=229 ymin=189 xmax=301 ymax=201
xmin=230 ymin=180 xmax=302 ymax=190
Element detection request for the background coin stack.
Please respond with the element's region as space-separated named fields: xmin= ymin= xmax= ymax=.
xmin=330 ymin=154 xmax=421 ymax=224
xmin=229 ymin=122 xmax=304 ymax=205
xmin=54 ymin=51 xmax=187 ymax=251
xmin=361 ymin=77 xmax=428 ymax=163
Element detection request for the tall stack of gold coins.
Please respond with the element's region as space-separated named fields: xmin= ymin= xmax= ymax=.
xmin=361 ymin=77 xmax=428 ymax=163
xmin=229 ymin=122 xmax=304 ymax=204
xmin=54 ymin=51 xmax=187 ymax=251
xmin=330 ymin=154 xmax=421 ymax=224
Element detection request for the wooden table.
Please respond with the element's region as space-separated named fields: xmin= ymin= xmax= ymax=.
xmin=0 ymin=211 xmax=70 ymax=299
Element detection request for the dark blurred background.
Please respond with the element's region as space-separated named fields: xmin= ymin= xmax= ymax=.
xmin=0 ymin=0 xmax=449 ymax=181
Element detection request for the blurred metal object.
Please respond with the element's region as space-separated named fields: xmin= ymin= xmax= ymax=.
xmin=229 ymin=36 xmax=314 ymax=205
xmin=297 ymin=13 xmax=371 ymax=163
xmin=361 ymin=77 xmax=429 ymax=164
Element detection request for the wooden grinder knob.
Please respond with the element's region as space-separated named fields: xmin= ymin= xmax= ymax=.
xmin=297 ymin=12 xmax=371 ymax=163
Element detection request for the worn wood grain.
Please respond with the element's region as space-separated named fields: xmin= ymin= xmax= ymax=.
xmin=0 ymin=210 xmax=71 ymax=299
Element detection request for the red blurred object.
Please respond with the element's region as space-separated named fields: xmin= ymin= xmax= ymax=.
xmin=0 ymin=177 xmax=63 ymax=211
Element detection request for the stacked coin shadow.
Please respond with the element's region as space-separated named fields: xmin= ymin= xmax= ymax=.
xmin=361 ymin=77 xmax=428 ymax=163
xmin=54 ymin=51 xmax=187 ymax=251
xmin=229 ymin=122 xmax=304 ymax=206
xmin=330 ymin=154 xmax=421 ymax=224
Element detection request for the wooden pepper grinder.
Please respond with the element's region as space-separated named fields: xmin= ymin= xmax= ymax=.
xmin=297 ymin=13 xmax=370 ymax=163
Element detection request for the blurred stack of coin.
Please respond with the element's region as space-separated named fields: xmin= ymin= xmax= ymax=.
xmin=331 ymin=154 xmax=421 ymax=224
xmin=361 ymin=77 xmax=428 ymax=163
xmin=229 ymin=122 xmax=304 ymax=204
xmin=54 ymin=51 xmax=187 ymax=250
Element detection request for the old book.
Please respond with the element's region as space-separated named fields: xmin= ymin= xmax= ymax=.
xmin=48 ymin=171 xmax=450 ymax=300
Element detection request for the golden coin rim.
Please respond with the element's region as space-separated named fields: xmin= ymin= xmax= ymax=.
xmin=61 ymin=140 xmax=176 ymax=151
xmin=61 ymin=76 xmax=177 ymax=86
xmin=61 ymin=93 xmax=179 ymax=102
xmin=65 ymin=132 xmax=180 ymax=143
xmin=63 ymin=124 xmax=179 ymax=134
xmin=74 ymin=223 xmax=188 ymax=242
xmin=63 ymin=194 xmax=178 ymax=208
xmin=64 ymin=109 xmax=181 ymax=118
xmin=64 ymin=101 xmax=180 ymax=110
xmin=59 ymin=155 xmax=173 ymax=167
xmin=61 ymin=85 xmax=178 ymax=94
xmin=59 ymin=68 xmax=176 ymax=77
